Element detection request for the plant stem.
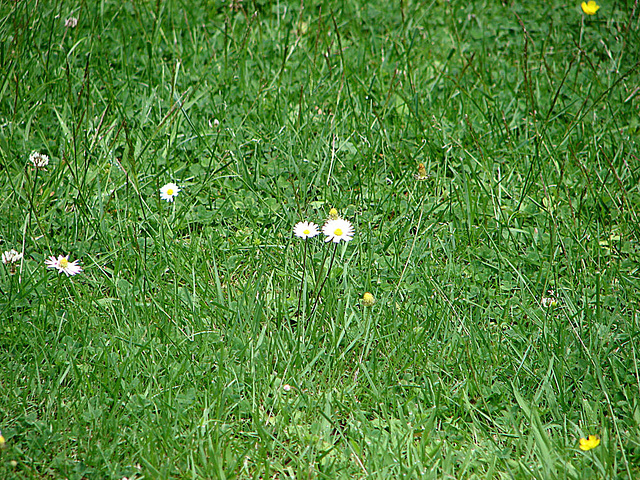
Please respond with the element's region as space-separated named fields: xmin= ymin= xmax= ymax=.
xmin=296 ymin=239 xmax=308 ymax=317
xmin=309 ymin=242 xmax=338 ymax=319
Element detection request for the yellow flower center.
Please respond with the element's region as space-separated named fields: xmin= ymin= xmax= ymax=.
xmin=303 ymin=229 xmax=310 ymax=235
xmin=166 ymin=188 xmax=174 ymax=195
xmin=334 ymin=228 xmax=343 ymax=236
xmin=60 ymin=258 xmax=69 ymax=268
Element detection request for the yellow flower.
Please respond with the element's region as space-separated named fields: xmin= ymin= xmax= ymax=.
xmin=0 ymin=431 xmax=5 ymax=448
xmin=579 ymin=435 xmax=600 ymax=451
xmin=581 ymin=1 xmax=600 ymax=15
xmin=362 ymin=292 xmax=375 ymax=307
xmin=329 ymin=208 xmax=339 ymax=220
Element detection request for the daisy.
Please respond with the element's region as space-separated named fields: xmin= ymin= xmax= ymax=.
xmin=294 ymin=221 xmax=319 ymax=239
xmin=29 ymin=151 xmax=50 ymax=169
xmin=160 ymin=182 xmax=181 ymax=202
xmin=45 ymin=255 xmax=82 ymax=276
xmin=322 ymin=218 xmax=354 ymax=243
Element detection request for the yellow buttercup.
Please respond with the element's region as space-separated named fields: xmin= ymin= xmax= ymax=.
xmin=581 ymin=1 xmax=600 ymax=15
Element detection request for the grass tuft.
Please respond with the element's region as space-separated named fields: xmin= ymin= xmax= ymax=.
xmin=1 ymin=0 xmax=639 ymax=478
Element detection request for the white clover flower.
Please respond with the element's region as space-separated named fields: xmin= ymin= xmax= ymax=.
xmin=541 ymin=290 xmax=559 ymax=308
xmin=29 ymin=151 xmax=50 ymax=168
xmin=322 ymin=218 xmax=354 ymax=243
xmin=2 ymin=249 xmax=23 ymax=265
xmin=294 ymin=221 xmax=319 ymax=239
xmin=160 ymin=182 xmax=181 ymax=202
xmin=45 ymin=255 xmax=82 ymax=276
xmin=2 ymin=249 xmax=22 ymax=275
xmin=283 ymin=384 xmax=292 ymax=392
xmin=65 ymin=17 xmax=78 ymax=28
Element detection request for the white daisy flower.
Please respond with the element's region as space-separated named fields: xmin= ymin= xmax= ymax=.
xmin=45 ymin=255 xmax=82 ymax=276
xmin=29 ymin=151 xmax=50 ymax=168
xmin=294 ymin=221 xmax=319 ymax=239
xmin=322 ymin=218 xmax=354 ymax=243
xmin=160 ymin=182 xmax=181 ymax=202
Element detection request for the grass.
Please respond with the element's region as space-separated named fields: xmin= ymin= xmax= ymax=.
xmin=1 ymin=0 xmax=639 ymax=478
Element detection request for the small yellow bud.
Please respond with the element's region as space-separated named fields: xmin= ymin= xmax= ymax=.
xmin=329 ymin=208 xmax=339 ymax=220
xmin=362 ymin=292 xmax=375 ymax=307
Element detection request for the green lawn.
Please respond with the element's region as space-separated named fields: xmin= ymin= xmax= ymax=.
xmin=1 ymin=0 xmax=639 ymax=478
